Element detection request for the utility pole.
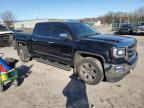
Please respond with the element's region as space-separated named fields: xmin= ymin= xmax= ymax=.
xmin=0 ymin=19 xmax=4 ymax=24
xmin=127 ymin=12 xmax=129 ymax=24
xmin=119 ymin=13 xmax=122 ymax=28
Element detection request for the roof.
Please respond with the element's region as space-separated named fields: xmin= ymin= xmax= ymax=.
xmin=36 ymin=20 xmax=81 ymax=25
xmin=0 ymin=24 xmax=6 ymax=26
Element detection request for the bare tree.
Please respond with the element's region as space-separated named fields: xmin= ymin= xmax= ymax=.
xmin=136 ymin=7 xmax=144 ymax=21
xmin=1 ymin=10 xmax=16 ymax=28
xmin=96 ymin=6 xmax=144 ymax=24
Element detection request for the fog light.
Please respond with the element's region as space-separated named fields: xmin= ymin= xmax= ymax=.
xmin=115 ymin=65 xmax=125 ymax=72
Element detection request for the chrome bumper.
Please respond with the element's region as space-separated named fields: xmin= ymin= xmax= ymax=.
xmin=104 ymin=54 xmax=138 ymax=82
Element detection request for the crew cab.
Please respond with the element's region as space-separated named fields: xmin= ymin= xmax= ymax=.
xmin=0 ymin=25 xmax=13 ymax=46
xmin=14 ymin=21 xmax=138 ymax=85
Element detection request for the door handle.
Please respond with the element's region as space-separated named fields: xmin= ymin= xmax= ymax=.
xmin=48 ymin=41 xmax=54 ymax=44
xmin=32 ymin=39 xmax=37 ymax=41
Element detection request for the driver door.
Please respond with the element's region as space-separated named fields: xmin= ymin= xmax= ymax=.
xmin=50 ymin=23 xmax=74 ymax=64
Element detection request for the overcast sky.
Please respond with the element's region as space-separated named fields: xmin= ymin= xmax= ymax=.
xmin=0 ymin=0 xmax=144 ymax=20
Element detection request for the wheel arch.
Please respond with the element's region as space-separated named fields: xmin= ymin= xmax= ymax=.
xmin=17 ymin=41 xmax=26 ymax=46
xmin=73 ymin=51 xmax=106 ymax=73
xmin=16 ymin=41 xmax=27 ymax=55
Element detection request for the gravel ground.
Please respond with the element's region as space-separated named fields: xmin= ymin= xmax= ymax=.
xmin=0 ymin=35 xmax=144 ymax=108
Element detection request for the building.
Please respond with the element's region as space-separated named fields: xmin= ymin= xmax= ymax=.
xmin=94 ymin=20 xmax=101 ymax=26
xmin=14 ymin=19 xmax=66 ymax=29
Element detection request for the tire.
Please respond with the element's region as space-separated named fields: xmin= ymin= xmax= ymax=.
xmin=13 ymin=79 xmax=19 ymax=87
xmin=18 ymin=45 xmax=31 ymax=62
xmin=76 ymin=57 xmax=104 ymax=85
xmin=129 ymin=30 xmax=133 ymax=35
xmin=0 ymin=84 xmax=4 ymax=92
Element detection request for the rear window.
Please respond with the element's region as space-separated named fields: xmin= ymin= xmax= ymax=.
xmin=0 ymin=25 xmax=8 ymax=31
xmin=34 ymin=23 xmax=52 ymax=37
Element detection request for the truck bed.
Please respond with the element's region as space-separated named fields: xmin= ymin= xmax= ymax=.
xmin=15 ymin=32 xmax=32 ymax=41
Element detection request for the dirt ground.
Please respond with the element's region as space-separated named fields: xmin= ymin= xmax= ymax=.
xmin=0 ymin=35 xmax=144 ymax=108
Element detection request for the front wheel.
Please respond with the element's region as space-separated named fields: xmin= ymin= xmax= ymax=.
xmin=76 ymin=57 xmax=104 ymax=85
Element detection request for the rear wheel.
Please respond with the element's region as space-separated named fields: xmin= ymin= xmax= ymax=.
xmin=18 ymin=45 xmax=31 ymax=62
xmin=76 ymin=57 xmax=104 ymax=85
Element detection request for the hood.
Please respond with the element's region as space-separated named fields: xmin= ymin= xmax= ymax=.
xmin=80 ymin=34 xmax=136 ymax=47
xmin=0 ymin=31 xmax=14 ymax=35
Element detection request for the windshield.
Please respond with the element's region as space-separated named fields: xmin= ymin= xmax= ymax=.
xmin=66 ymin=23 xmax=99 ymax=38
xmin=139 ymin=23 xmax=144 ymax=26
xmin=0 ymin=25 xmax=8 ymax=31
xmin=121 ymin=24 xmax=132 ymax=29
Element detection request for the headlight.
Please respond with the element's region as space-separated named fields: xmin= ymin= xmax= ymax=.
xmin=113 ymin=48 xmax=126 ymax=58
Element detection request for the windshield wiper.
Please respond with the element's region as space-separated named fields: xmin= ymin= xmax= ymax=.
xmin=83 ymin=33 xmax=100 ymax=37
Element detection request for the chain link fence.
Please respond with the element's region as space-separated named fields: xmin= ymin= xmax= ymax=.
xmin=112 ymin=21 xmax=144 ymax=31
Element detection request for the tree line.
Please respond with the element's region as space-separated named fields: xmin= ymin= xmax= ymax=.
xmin=0 ymin=10 xmax=16 ymax=28
xmin=82 ymin=6 xmax=144 ymax=24
xmin=1 ymin=6 xmax=144 ymax=28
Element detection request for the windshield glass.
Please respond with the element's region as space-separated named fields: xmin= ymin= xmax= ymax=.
xmin=140 ymin=23 xmax=144 ymax=26
xmin=67 ymin=23 xmax=99 ymax=38
xmin=0 ymin=25 xmax=8 ymax=31
xmin=121 ymin=24 xmax=132 ymax=29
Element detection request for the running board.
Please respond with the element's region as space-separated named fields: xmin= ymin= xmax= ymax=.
xmin=34 ymin=58 xmax=71 ymax=71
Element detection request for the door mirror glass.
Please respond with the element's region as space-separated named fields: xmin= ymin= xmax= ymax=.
xmin=59 ymin=33 xmax=71 ymax=40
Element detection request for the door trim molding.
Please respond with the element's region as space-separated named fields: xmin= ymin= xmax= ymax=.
xmin=33 ymin=50 xmax=72 ymax=61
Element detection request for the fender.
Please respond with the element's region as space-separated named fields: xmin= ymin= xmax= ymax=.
xmin=16 ymin=41 xmax=27 ymax=45
xmin=73 ymin=51 xmax=106 ymax=73
xmin=74 ymin=51 xmax=106 ymax=63
xmin=16 ymin=41 xmax=27 ymax=55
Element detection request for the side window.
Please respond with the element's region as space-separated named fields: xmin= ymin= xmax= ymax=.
xmin=34 ymin=23 xmax=52 ymax=37
xmin=52 ymin=24 xmax=70 ymax=38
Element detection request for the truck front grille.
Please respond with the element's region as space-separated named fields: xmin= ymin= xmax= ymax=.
xmin=139 ymin=28 xmax=144 ymax=31
xmin=0 ymin=34 xmax=11 ymax=45
xmin=127 ymin=43 xmax=136 ymax=61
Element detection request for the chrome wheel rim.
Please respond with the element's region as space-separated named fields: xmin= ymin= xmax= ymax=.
xmin=80 ymin=63 xmax=97 ymax=82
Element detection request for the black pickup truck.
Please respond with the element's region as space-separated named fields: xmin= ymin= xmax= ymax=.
xmin=14 ymin=21 xmax=138 ymax=85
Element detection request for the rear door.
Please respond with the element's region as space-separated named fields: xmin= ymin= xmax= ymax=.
xmin=32 ymin=23 xmax=53 ymax=55
xmin=50 ymin=23 xmax=74 ymax=64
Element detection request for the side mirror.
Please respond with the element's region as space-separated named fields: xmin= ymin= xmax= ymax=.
xmin=59 ymin=33 xmax=71 ymax=40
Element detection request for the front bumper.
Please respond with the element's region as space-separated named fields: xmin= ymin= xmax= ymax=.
xmin=104 ymin=54 xmax=138 ymax=82
xmin=119 ymin=30 xmax=130 ymax=34
xmin=137 ymin=29 xmax=144 ymax=34
xmin=0 ymin=34 xmax=12 ymax=46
